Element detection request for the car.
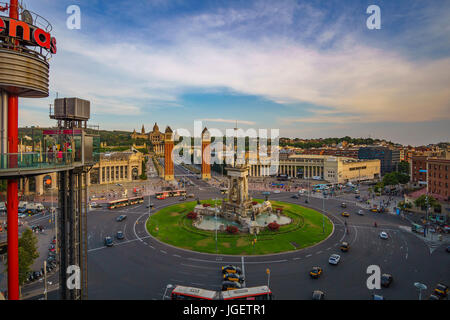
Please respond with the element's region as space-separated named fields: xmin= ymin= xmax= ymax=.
xmin=274 ymin=190 xmax=281 ymax=194
xmin=309 ymin=267 xmax=323 ymax=279
xmin=341 ymin=203 xmax=347 ymax=208
xmin=223 ymin=273 xmax=245 ymax=283
xmin=116 ymin=215 xmax=127 ymax=222
xmin=340 ymin=242 xmax=349 ymax=252
xmin=187 ymin=194 xmax=195 ymax=198
xmin=104 ymin=237 xmax=114 ymax=247
xmin=328 ymin=254 xmax=341 ymax=265
xmin=381 ymin=274 xmax=393 ymax=287
xmin=341 ymin=212 xmax=350 ymax=217
xmin=357 ymin=210 xmax=364 ymax=216
xmin=179 ymin=197 xmax=186 ymax=201
xmin=370 ymin=208 xmax=378 ymax=213
xmin=222 ymin=281 xmax=242 ymax=291
xmin=312 ymin=290 xmax=325 ymax=300
xmin=291 ymin=195 xmax=299 ymax=199
xmin=146 ymin=203 xmax=154 ymax=208
xmin=116 ymin=231 xmax=124 ymax=240
xmin=221 ymin=265 xmax=242 ymax=275
xmin=433 ymin=283 xmax=449 ymax=298
xmin=379 ymin=232 xmax=388 ymax=239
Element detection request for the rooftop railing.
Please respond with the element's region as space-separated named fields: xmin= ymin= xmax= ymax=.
xmin=0 ymin=152 xmax=77 ymax=173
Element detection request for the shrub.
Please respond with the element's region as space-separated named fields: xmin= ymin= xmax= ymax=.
xmin=267 ymin=222 xmax=280 ymax=231
xmin=226 ymin=225 xmax=239 ymax=234
xmin=202 ymin=203 xmax=211 ymax=208
xmin=252 ymin=201 xmax=258 ymax=206
xmin=187 ymin=211 xmax=198 ymax=219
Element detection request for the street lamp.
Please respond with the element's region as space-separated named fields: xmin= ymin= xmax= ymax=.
xmin=214 ymin=198 xmax=218 ymax=253
xmin=414 ymin=282 xmax=427 ymax=300
xmin=162 ymin=284 xmax=173 ymax=300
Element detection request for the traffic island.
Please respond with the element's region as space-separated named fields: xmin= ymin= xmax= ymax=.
xmin=146 ymin=200 xmax=333 ymax=255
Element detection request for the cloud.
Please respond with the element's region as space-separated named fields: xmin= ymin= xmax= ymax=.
xmin=22 ymin=0 xmax=450 ymax=132
xmin=200 ymin=118 xmax=256 ymax=125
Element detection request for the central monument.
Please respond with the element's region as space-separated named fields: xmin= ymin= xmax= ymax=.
xmin=222 ymin=163 xmax=253 ymax=218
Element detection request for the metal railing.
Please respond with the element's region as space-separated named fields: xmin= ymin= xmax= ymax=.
xmin=0 ymin=152 xmax=77 ymax=172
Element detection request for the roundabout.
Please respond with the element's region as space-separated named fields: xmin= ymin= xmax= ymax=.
xmin=146 ymin=200 xmax=333 ymax=255
xmin=81 ymin=167 xmax=449 ymax=300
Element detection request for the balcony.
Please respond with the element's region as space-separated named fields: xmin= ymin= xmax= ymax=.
xmin=0 ymin=152 xmax=78 ymax=177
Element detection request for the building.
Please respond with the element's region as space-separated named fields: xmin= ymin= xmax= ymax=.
xmin=410 ymin=155 xmax=428 ymax=186
xmin=358 ymin=146 xmax=400 ymax=175
xmin=131 ymin=125 xmax=148 ymax=140
xmin=249 ymin=154 xmax=380 ymax=184
xmin=89 ymin=151 xmax=144 ymax=185
xmin=427 ymin=158 xmax=450 ymax=202
xmin=301 ymin=148 xmax=359 ymax=159
xmin=131 ymin=123 xmax=165 ymax=155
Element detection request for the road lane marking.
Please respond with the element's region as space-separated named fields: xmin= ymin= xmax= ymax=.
xmin=306 ymin=254 xmax=312 ymax=258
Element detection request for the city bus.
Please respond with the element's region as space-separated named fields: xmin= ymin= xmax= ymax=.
xmin=128 ymin=196 xmax=144 ymax=205
xmin=221 ymin=286 xmax=273 ymax=300
xmin=170 ymin=286 xmax=220 ymax=300
xmin=170 ymin=190 xmax=187 ymax=197
xmin=107 ymin=199 xmax=129 ymax=209
xmin=155 ymin=191 xmax=170 ymax=199
xmin=312 ymin=184 xmax=329 ymax=192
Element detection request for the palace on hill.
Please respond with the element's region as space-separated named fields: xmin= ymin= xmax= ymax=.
xmin=131 ymin=123 xmax=165 ymax=155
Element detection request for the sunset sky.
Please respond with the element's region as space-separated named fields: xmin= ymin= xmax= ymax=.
xmin=19 ymin=0 xmax=450 ymax=146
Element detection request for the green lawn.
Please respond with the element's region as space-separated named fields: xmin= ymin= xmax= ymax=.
xmin=146 ymin=200 xmax=333 ymax=255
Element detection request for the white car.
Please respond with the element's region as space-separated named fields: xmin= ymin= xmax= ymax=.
xmin=328 ymin=254 xmax=341 ymax=265
xmin=379 ymin=232 xmax=388 ymax=239
xmin=357 ymin=210 xmax=364 ymax=216
xmin=274 ymin=190 xmax=281 ymax=194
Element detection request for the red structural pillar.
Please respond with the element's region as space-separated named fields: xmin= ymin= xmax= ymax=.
xmin=6 ymin=0 xmax=20 ymax=301
xmin=7 ymin=95 xmax=19 ymax=300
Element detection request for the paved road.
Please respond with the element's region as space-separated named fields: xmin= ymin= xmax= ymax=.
xmin=14 ymin=165 xmax=449 ymax=300
xmin=81 ymin=185 xmax=449 ymax=300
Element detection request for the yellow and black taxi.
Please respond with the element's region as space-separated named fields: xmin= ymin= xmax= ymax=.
xmin=223 ymin=273 xmax=245 ymax=283
xmin=309 ymin=266 xmax=323 ymax=279
xmin=340 ymin=242 xmax=350 ymax=252
xmin=341 ymin=212 xmax=350 ymax=217
xmin=222 ymin=280 xmax=242 ymax=291
xmin=221 ymin=265 xmax=242 ymax=275
xmin=433 ymin=283 xmax=449 ymax=298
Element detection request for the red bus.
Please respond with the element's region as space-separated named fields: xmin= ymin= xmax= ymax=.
xmin=221 ymin=286 xmax=273 ymax=300
xmin=171 ymin=286 xmax=219 ymax=300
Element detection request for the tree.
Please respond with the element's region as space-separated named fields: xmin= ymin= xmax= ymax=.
xmin=397 ymin=161 xmax=410 ymax=175
xmin=382 ymin=173 xmax=399 ymax=186
xmin=3 ymin=229 xmax=40 ymax=288
xmin=414 ymin=195 xmax=438 ymax=210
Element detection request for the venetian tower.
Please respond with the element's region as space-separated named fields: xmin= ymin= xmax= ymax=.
xmin=201 ymin=127 xmax=211 ymax=180
xmin=164 ymin=126 xmax=174 ymax=181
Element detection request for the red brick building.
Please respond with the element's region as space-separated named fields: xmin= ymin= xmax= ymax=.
xmin=411 ymin=155 xmax=428 ymax=185
xmin=428 ymin=158 xmax=450 ymax=201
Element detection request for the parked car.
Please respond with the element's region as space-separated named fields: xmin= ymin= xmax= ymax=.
xmin=312 ymin=290 xmax=325 ymax=300
xmin=328 ymin=254 xmax=341 ymax=265
xmin=221 ymin=265 xmax=242 ymax=275
xmin=223 ymin=273 xmax=245 ymax=283
xmin=433 ymin=283 xmax=449 ymax=298
xmin=222 ymin=281 xmax=242 ymax=291
xmin=381 ymin=274 xmax=393 ymax=287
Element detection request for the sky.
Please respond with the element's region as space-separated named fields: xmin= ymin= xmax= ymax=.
xmin=16 ymin=0 xmax=450 ymax=146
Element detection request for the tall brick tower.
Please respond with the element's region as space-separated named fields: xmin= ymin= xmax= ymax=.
xmin=201 ymin=127 xmax=211 ymax=180
xmin=164 ymin=126 xmax=174 ymax=181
